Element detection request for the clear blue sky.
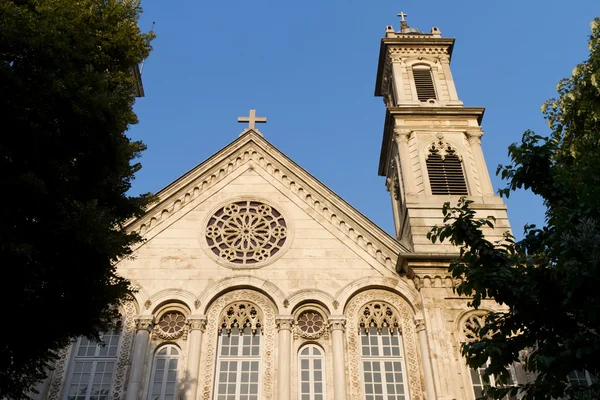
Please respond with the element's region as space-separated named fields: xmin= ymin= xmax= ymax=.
xmin=129 ymin=1 xmax=598 ymax=240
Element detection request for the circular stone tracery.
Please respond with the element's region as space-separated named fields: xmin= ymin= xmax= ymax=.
xmin=297 ymin=311 xmax=325 ymax=335
xmin=206 ymin=200 xmax=288 ymax=265
xmin=158 ymin=312 xmax=186 ymax=335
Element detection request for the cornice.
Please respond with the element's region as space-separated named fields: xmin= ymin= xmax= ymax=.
xmin=121 ymin=131 xmax=408 ymax=272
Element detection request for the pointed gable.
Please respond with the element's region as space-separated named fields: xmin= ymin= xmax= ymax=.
xmin=124 ymin=129 xmax=407 ymax=273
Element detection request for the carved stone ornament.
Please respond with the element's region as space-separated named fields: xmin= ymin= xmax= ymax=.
xmin=427 ymin=140 xmax=461 ymax=161
xmin=414 ymin=318 xmax=426 ymax=333
xmin=346 ymin=290 xmax=423 ymax=400
xmin=189 ymin=317 xmax=207 ymax=332
xmin=276 ymin=317 xmax=294 ymax=332
xmin=358 ymin=301 xmax=401 ymax=334
xmin=205 ymin=200 xmax=288 ymax=266
xmin=219 ymin=302 xmax=263 ymax=334
xmin=463 ymin=313 xmax=491 ymax=343
xmin=329 ymin=318 xmax=346 ymax=332
xmin=292 ymin=311 xmax=327 ymax=340
xmin=111 ymin=301 xmax=136 ymax=400
xmin=200 ymin=290 xmax=276 ymax=400
xmin=152 ymin=311 xmax=188 ymax=340
xmin=135 ymin=317 xmax=154 ymax=332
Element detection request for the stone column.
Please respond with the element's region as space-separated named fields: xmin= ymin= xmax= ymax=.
xmin=125 ymin=317 xmax=153 ymax=400
xmin=276 ymin=317 xmax=294 ymax=400
xmin=467 ymin=131 xmax=495 ymax=196
xmin=330 ymin=318 xmax=347 ymax=400
xmin=184 ymin=316 xmax=207 ymax=400
xmin=394 ymin=128 xmax=418 ymax=195
xmin=415 ymin=318 xmax=437 ymax=400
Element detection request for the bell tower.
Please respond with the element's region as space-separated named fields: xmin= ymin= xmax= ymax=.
xmin=376 ymin=13 xmax=511 ymax=256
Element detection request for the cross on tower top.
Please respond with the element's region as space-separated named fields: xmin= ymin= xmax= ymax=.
xmin=397 ymin=11 xmax=408 ymax=22
xmin=238 ymin=109 xmax=267 ymax=134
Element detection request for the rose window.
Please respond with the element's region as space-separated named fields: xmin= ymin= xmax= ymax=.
xmin=206 ymin=201 xmax=288 ymax=265
xmin=158 ymin=312 xmax=186 ymax=335
xmin=297 ymin=311 xmax=325 ymax=334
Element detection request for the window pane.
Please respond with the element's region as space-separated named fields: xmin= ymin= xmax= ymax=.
xmin=361 ymin=329 xmax=406 ymax=400
xmin=299 ymin=346 xmax=326 ymax=399
xmin=216 ymin=329 xmax=261 ymax=399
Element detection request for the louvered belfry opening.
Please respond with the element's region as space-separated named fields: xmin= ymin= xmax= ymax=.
xmin=413 ymin=68 xmax=437 ymax=102
xmin=426 ymin=145 xmax=468 ymax=195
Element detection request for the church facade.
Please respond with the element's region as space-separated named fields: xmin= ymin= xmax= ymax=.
xmin=35 ymin=16 xmax=521 ymax=400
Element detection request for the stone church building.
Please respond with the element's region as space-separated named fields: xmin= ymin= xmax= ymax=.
xmin=34 ymin=15 xmax=524 ymax=400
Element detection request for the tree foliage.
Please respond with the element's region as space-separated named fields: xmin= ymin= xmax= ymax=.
xmin=428 ymin=18 xmax=600 ymax=399
xmin=0 ymin=0 xmax=153 ymax=398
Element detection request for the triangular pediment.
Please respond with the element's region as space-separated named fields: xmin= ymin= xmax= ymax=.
xmin=124 ymin=130 xmax=408 ymax=273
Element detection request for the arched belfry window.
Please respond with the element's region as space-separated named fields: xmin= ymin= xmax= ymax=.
xmin=298 ymin=345 xmax=326 ymax=400
xmin=214 ymin=302 xmax=262 ymax=400
xmin=426 ymin=140 xmax=468 ymax=195
xmin=65 ymin=328 xmax=121 ymax=400
xmin=412 ymin=65 xmax=437 ymax=102
xmin=358 ymin=302 xmax=408 ymax=400
xmin=148 ymin=345 xmax=180 ymax=400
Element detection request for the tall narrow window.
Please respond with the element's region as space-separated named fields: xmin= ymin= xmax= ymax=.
xmin=413 ymin=66 xmax=437 ymax=102
xmin=214 ymin=303 xmax=262 ymax=400
xmin=463 ymin=314 xmax=518 ymax=400
xmin=470 ymin=364 xmax=517 ymax=400
xmin=359 ymin=302 xmax=407 ymax=400
xmin=298 ymin=345 xmax=326 ymax=400
xmin=65 ymin=329 xmax=121 ymax=400
xmin=148 ymin=345 xmax=180 ymax=400
xmin=568 ymin=370 xmax=597 ymax=387
xmin=426 ymin=141 xmax=468 ymax=195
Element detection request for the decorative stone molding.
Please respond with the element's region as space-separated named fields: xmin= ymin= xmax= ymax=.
xmin=188 ymin=317 xmax=207 ymax=332
xmin=152 ymin=312 xmax=188 ymax=340
xmin=329 ymin=318 xmax=346 ymax=332
xmin=47 ymin=346 xmax=71 ymax=400
xmin=276 ymin=316 xmax=294 ymax=332
xmin=427 ymin=139 xmax=462 ymax=160
xmin=111 ymin=301 xmax=136 ymax=400
xmin=219 ymin=302 xmax=263 ymax=334
xmin=393 ymin=128 xmax=413 ymax=143
xmin=135 ymin=316 xmax=154 ymax=332
xmin=465 ymin=130 xmax=484 ymax=145
xmin=125 ymin=137 xmax=405 ymax=273
xmin=292 ymin=311 xmax=328 ymax=340
xmin=346 ymin=290 xmax=423 ymax=400
xmin=358 ymin=301 xmax=401 ymax=334
xmin=200 ymin=290 xmax=276 ymax=400
xmin=412 ymin=274 xmax=461 ymax=290
xmin=462 ymin=312 xmax=491 ymax=343
xmin=204 ymin=200 xmax=289 ymax=267
xmin=388 ymin=46 xmax=450 ymax=57
xmin=414 ymin=318 xmax=426 ymax=333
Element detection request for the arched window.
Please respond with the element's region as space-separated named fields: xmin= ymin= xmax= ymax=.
xmin=412 ymin=65 xmax=437 ymax=102
xmin=298 ymin=345 xmax=326 ymax=400
xmin=148 ymin=345 xmax=180 ymax=400
xmin=462 ymin=314 xmax=518 ymax=400
xmin=214 ymin=302 xmax=262 ymax=400
xmin=359 ymin=302 xmax=408 ymax=400
xmin=426 ymin=140 xmax=468 ymax=195
xmin=568 ymin=370 xmax=596 ymax=387
xmin=65 ymin=329 xmax=121 ymax=400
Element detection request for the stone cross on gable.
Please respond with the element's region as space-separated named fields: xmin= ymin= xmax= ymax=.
xmin=397 ymin=11 xmax=408 ymax=21
xmin=238 ymin=109 xmax=267 ymax=131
